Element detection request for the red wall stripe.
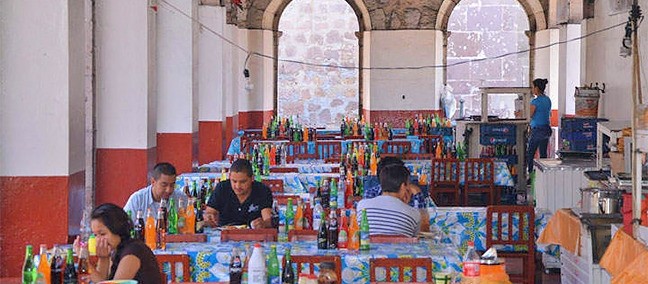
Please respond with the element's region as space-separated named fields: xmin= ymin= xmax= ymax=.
xmin=0 ymin=174 xmax=77 ymax=277
xmin=198 ymin=121 xmax=224 ymax=164
xmin=96 ymin=148 xmax=151 ymax=208
xmin=157 ymin=133 xmax=193 ymax=174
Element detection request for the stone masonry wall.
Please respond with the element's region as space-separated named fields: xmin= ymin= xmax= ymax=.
xmin=277 ymin=0 xmax=360 ymax=128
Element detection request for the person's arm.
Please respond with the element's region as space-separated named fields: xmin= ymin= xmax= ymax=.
xmin=122 ymin=194 xmax=136 ymax=218
xmin=204 ymin=206 xmax=220 ymax=227
xmin=529 ymin=104 xmax=537 ymax=119
xmin=112 ymin=255 xmax=141 ymax=280
xmin=204 ymin=182 xmax=223 ymax=227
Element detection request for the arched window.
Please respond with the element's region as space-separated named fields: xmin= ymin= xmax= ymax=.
xmin=446 ymin=0 xmax=530 ymax=118
xmin=277 ymin=0 xmax=359 ymax=128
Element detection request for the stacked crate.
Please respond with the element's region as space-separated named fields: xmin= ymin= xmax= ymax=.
xmin=560 ymin=118 xmax=608 ymax=152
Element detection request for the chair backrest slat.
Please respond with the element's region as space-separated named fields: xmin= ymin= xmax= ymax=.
xmin=369 ymin=258 xmax=432 ymax=283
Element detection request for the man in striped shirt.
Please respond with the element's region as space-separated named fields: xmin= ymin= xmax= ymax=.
xmin=356 ymin=164 xmax=421 ymax=237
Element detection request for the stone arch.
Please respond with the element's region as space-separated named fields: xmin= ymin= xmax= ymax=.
xmin=261 ymin=0 xmax=371 ymax=31
xmin=435 ymin=0 xmax=547 ymax=31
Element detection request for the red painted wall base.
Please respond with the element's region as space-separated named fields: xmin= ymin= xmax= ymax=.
xmin=157 ymin=133 xmax=194 ymax=174
xmin=96 ymin=148 xmax=154 ymax=207
xmin=198 ymin=121 xmax=224 ymax=164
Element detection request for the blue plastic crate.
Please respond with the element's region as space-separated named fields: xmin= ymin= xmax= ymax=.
xmin=480 ymin=135 xmax=517 ymax=145
xmin=566 ymin=139 xmax=597 ymax=152
xmin=560 ymin=130 xmax=596 ymax=141
xmin=561 ymin=118 xmax=607 ymax=132
xmin=480 ymin=124 xmax=517 ymax=136
xmin=480 ymin=155 xmax=518 ymax=165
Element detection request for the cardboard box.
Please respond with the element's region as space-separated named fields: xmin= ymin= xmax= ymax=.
xmin=610 ymin=152 xmax=625 ymax=175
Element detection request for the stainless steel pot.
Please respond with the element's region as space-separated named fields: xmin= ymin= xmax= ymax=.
xmin=580 ymin=188 xmax=622 ymax=214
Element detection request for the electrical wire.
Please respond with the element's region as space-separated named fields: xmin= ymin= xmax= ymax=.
xmin=160 ymin=0 xmax=630 ymax=71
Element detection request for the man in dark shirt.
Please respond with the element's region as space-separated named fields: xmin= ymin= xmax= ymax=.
xmin=204 ymin=159 xmax=274 ymax=228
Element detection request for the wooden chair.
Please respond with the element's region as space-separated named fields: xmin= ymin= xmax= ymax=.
xmin=262 ymin=179 xmax=284 ymax=193
xmin=156 ymin=254 xmax=191 ymax=283
xmin=316 ymin=141 xmax=342 ymax=160
xmin=269 ymin=167 xmax=299 ymax=173
xmin=381 ymin=141 xmax=412 ymax=155
xmin=288 ymin=229 xmax=318 ymax=241
xmin=285 ymin=142 xmax=318 ymax=162
xmin=220 ymin=228 xmax=277 ymax=242
xmin=291 ymin=255 xmax=342 ymax=283
xmin=486 ymin=205 xmax=535 ymax=284
xmin=275 ymin=194 xmax=301 ymax=206
xmin=369 ymin=258 xmax=433 ymax=283
xmin=370 ymin=234 xmax=418 ymax=244
xmin=430 ymin=158 xmax=461 ymax=206
xmin=381 ymin=153 xmax=435 ymax=160
xmin=464 ymin=158 xmax=496 ymax=206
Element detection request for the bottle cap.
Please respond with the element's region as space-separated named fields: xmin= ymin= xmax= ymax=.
xmin=254 ymin=243 xmax=262 ymax=248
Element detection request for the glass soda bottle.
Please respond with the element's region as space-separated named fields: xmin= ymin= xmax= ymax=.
xmin=167 ymin=198 xmax=178 ymax=234
xmin=312 ymin=198 xmax=324 ymax=230
xmin=337 ymin=211 xmax=348 ymax=249
xmin=281 ymin=248 xmax=295 ymax=284
xmin=177 ymin=198 xmax=187 ymax=234
xmin=62 ymin=248 xmax=77 ymax=284
xmin=294 ymin=199 xmax=304 ymax=230
xmin=229 ymin=247 xmax=243 ymax=284
xmin=359 ymin=209 xmax=370 ymax=251
xmin=50 ymin=245 xmax=63 ymax=284
xmin=317 ymin=212 xmax=329 ymax=249
xmin=348 ymin=210 xmax=359 ymax=251
xmin=285 ymin=198 xmax=295 ymax=232
xmin=267 ymin=245 xmax=280 ymax=284
xmin=77 ymin=246 xmax=90 ymax=284
xmin=185 ymin=197 xmax=196 ymax=234
xmin=23 ymin=245 xmax=36 ymax=284
xmin=327 ymin=210 xmax=338 ymax=249
xmin=37 ymin=244 xmax=51 ymax=284
xmin=145 ymin=208 xmax=156 ymax=250
xmin=134 ymin=210 xmax=145 ymax=241
xmin=156 ymin=208 xmax=167 ymax=250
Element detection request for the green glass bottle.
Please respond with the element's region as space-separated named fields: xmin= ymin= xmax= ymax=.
xmin=359 ymin=209 xmax=370 ymax=251
xmin=62 ymin=248 xmax=77 ymax=283
xmin=167 ymin=198 xmax=178 ymax=234
xmin=285 ymin=198 xmax=294 ymax=232
xmin=329 ymin=179 xmax=338 ymax=209
xmin=267 ymin=245 xmax=280 ymax=284
xmin=22 ymin=245 xmax=36 ymax=284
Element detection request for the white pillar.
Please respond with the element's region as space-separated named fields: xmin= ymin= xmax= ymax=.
xmin=197 ymin=4 xmax=226 ymax=162
xmin=156 ymin=0 xmax=199 ymax=173
xmin=95 ymin=0 xmax=157 ymax=205
xmin=0 ymin=0 xmax=85 ymax=276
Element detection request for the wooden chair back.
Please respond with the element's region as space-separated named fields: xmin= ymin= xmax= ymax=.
xmin=288 ymin=229 xmax=318 ymax=241
xmin=369 ymin=234 xmax=418 ymax=244
xmin=269 ymin=167 xmax=299 ymax=173
xmin=464 ymin=158 xmax=496 ymax=205
xmin=430 ymin=158 xmax=461 ymax=206
xmin=156 ymin=254 xmax=191 ymax=283
xmin=291 ymin=255 xmax=342 ymax=283
xmin=381 ymin=141 xmax=412 ymax=155
xmin=369 ymin=258 xmax=433 ymax=283
xmin=316 ymin=141 xmax=342 ymax=160
xmin=275 ymin=194 xmax=301 ymax=206
xmin=220 ymin=228 xmax=278 ymax=242
xmin=262 ymin=179 xmax=285 ymax=193
xmin=486 ymin=205 xmax=536 ymax=284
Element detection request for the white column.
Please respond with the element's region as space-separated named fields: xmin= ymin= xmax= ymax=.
xmin=157 ymin=0 xmax=199 ymax=134
xmin=247 ymin=29 xmax=276 ymax=111
xmin=564 ymin=24 xmax=583 ymax=115
xmin=96 ymin=0 xmax=157 ymax=150
xmin=198 ymin=4 xmax=225 ymax=123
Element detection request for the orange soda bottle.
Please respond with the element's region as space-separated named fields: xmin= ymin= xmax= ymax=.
xmin=348 ymin=210 xmax=359 ymax=250
xmin=37 ymin=244 xmax=51 ymax=284
xmin=145 ymin=208 xmax=156 ymax=250
xmin=185 ymin=198 xmax=196 ymax=234
xmin=295 ymin=200 xmax=304 ymax=230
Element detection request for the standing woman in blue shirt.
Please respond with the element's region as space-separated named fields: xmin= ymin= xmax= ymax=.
xmin=527 ymin=78 xmax=552 ymax=174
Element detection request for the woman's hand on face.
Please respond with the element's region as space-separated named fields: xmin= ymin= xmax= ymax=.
xmin=95 ymin=237 xmax=112 ymax=258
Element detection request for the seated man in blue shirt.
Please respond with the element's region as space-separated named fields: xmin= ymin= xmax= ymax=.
xmin=204 ymin=159 xmax=274 ymax=229
xmin=357 ymin=164 xmax=422 ymax=237
xmin=123 ymin=162 xmax=186 ymax=217
xmin=363 ymin=156 xmax=426 ymax=208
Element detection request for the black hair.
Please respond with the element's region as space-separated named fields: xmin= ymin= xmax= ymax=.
xmin=379 ymin=164 xmax=411 ymax=193
xmin=376 ymin=156 xmax=405 ymax=178
xmin=230 ymin=159 xmax=253 ymax=177
xmin=152 ymin=162 xmax=176 ymax=179
xmin=533 ymin=78 xmax=549 ymax=94
xmin=91 ymin=203 xmax=133 ymax=242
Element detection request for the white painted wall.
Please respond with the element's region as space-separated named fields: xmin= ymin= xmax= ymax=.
xmin=584 ymin=0 xmax=648 ymax=121
xmin=68 ymin=0 xmax=86 ymax=174
xmin=564 ymin=24 xmax=582 ymax=115
xmin=368 ymin=30 xmax=440 ymax=110
xmin=95 ymin=0 xmax=156 ymax=149
xmin=0 ymin=0 xmax=82 ymax=176
xmin=198 ymin=5 xmax=225 ymax=121
xmin=223 ymin=24 xmax=236 ymax=118
xmin=362 ymin=31 xmax=372 ymax=110
xmin=157 ymin=0 xmax=198 ymax=133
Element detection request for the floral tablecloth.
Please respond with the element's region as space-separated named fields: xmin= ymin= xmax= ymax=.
xmin=160 ymin=238 xmax=461 ymax=283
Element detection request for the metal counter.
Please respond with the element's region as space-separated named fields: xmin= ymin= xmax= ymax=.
xmin=534 ymin=158 xmax=598 ymax=213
